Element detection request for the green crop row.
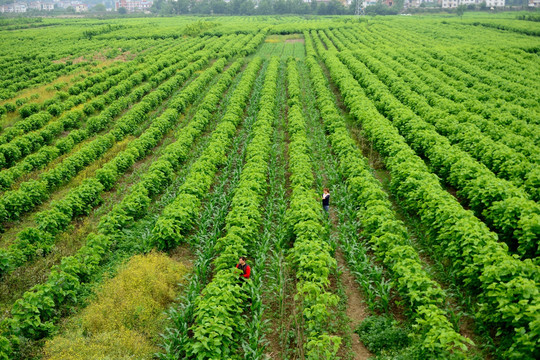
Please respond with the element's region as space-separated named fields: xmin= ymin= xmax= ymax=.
xmin=0 ymin=61 xmax=89 ymax=102
xmin=354 ymin=24 xmax=540 ymax=126
xmin=187 ymin=57 xmax=278 ymax=360
xmin=332 ymin=45 xmax=540 ymax=259
xmin=0 ymin=53 xmax=248 ymax=360
xmin=377 ymin=23 xmax=540 ymax=106
xmin=157 ymin=57 xmax=265 ymax=360
xmin=0 ymin=37 xmax=215 ymax=175
xmin=0 ymin=60 xmax=134 ymax=140
xmin=304 ymin=33 xmax=473 ymax=357
xmin=99 ymin=57 xmax=243 ymax=237
xmin=149 ymin=57 xmax=263 ymax=252
xmin=0 ymin=42 xmax=199 ymax=190
xmin=311 ymin=31 xmax=539 ymax=359
xmin=337 ymin=42 xmax=540 ymax=198
xmin=0 ymin=47 xmax=225 ymax=276
xmin=285 ymin=57 xmax=341 ymax=359
xmin=0 ymin=40 xmax=224 ymax=227
xmin=336 ymin=27 xmax=540 ymax=161
xmin=330 ymin=29 xmax=539 ymax=190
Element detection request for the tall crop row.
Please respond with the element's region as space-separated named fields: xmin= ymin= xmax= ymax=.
xmin=341 ymin=43 xmax=540 ymax=197
xmin=310 ymin=30 xmax=539 ymax=359
xmin=351 ymin=24 xmax=540 ymax=128
xmin=186 ymin=57 xmax=278 ymax=359
xmin=0 ymin=50 xmax=259 ymax=360
xmin=0 ymin=34 xmax=248 ymax=275
xmin=0 ymin=39 xmax=204 ymax=193
xmin=0 ymin=50 xmax=157 ymax=142
xmin=324 ymin=33 xmax=540 ymax=259
xmin=0 ymin=37 xmax=217 ymax=178
xmin=285 ymin=57 xmax=341 ymax=359
xmin=153 ymin=58 xmax=264 ymax=360
xmin=330 ymin=29 xmax=538 ymax=196
xmin=304 ymin=33 xmax=473 ymax=357
xmin=0 ymin=35 xmax=233 ymax=223
xmin=342 ymin=27 xmax=540 ymax=161
xmin=100 ymin=57 xmax=245 ymax=244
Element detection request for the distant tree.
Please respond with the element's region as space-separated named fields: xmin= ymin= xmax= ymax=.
xmin=230 ymin=0 xmax=254 ymax=14
xmin=317 ymin=2 xmax=327 ymax=14
xmin=257 ymin=0 xmax=274 ymax=14
xmin=287 ymin=0 xmax=308 ymax=14
xmin=456 ymin=4 xmax=466 ymax=19
xmin=117 ymin=6 xmax=127 ymax=13
xmin=150 ymin=0 xmax=165 ymax=13
xmin=310 ymin=0 xmax=318 ymax=13
xmin=326 ymin=0 xmax=346 ymax=14
xmin=92 ymin=3 xmax=106 ymax=11
xmin=172 ymin=0 xmax=190 ymax=14
xmin=393 ymin=0 xmax=404 ymax=11
xmin=274 ymin=0 xmax=289 ymax=14
xmin=349 ymin=0 xmax=363 ymax=14
xmin=210 ymin=0 xmax=228 ymax=14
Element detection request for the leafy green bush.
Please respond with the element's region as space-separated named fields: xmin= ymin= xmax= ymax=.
xmin=19 ymin=103 xmax=39 ymax=118
xmin=355 ymin=316 xmax=410 ymax=354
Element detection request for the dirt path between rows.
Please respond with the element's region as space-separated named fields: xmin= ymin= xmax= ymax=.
xmin=336 ymin=248 xmax=372 ymax=359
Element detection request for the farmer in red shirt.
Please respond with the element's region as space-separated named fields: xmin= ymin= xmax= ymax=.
xmin=235 ymin=256 xmax=250 ymax=281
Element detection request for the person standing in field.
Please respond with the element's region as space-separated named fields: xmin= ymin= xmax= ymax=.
xmin=322 ymin=188 xmax=330 ymax=214
xmin=236 ymin=256 xmax=251 ymax=281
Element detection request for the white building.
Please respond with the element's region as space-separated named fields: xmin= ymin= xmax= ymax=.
xmin=26 ymin=1 xmax=55 ymax=10
xmin=74 ymin=3 xmax=88 ymax=11
xmin=55 ymin=0 xmax=72 ymax=8
xmin=28 ymin=1 xmax=43 ymax=10
xmin=528 ymin=0 xmax=539 ymax=6
xmin=4 ymin=3 xmax=28 ymax=12
xmin=1 ymin=3 xmax=28 ymax=12
xmin=486 ymin=0 xmax=504 ymax=6
xmin=114 ymin=0 xmax=152 ymax=12
xmin=442 ymin=0 xmax=504 ymax=7
xmin=406 ymin=0 xmax=437 ymax=7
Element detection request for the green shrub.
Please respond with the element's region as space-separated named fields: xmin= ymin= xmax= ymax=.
xmin=19 ymin=103 xmax=39 ymax=118
xmin=355 ymin=315 xmax=410 ymax=355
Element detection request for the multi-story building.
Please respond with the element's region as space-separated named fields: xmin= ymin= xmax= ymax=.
xmin=529 ymin=0 xmax=540 ymax=7
xmin=55 ymin=0 xmax=73 ymax=8
xmin=27 ymin=1 xmax=54 ymax=10
xmin=74 ymin=3 xmax=88 ymax=11
xmin=486 ymin=0 xmax=504 ymax=6
xmin=115 ymin=0 xmax=152 ymax=12
xmin=28 ymin=1 xmax=43 ymax=10
xmin=442 ymin=0 xmax=504 ymax=7
xmin=0 ymin=3 xmax=28 ymax=12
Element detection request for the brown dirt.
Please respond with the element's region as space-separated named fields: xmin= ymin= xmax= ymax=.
xmin=168 ymin=243 xmax=195 ymax=269
xmin=335 ymin=249 xmax=373 ymax=360
xmin=53 ymin=56 xmax=86 ymax=64
xmin=285 ymin=38 xmax=305 ymax=44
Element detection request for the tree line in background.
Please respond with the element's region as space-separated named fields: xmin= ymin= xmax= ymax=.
xmin=147 ymin=0 xmax=526 ymax=16
xmin=150 ymin=0 xmax=364 ymax=16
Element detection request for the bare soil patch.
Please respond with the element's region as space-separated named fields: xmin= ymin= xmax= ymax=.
xmin=336 ymin=249 xmax=373 ymax=360
xmin=285 ymin=38 xmax=304 ymax=43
